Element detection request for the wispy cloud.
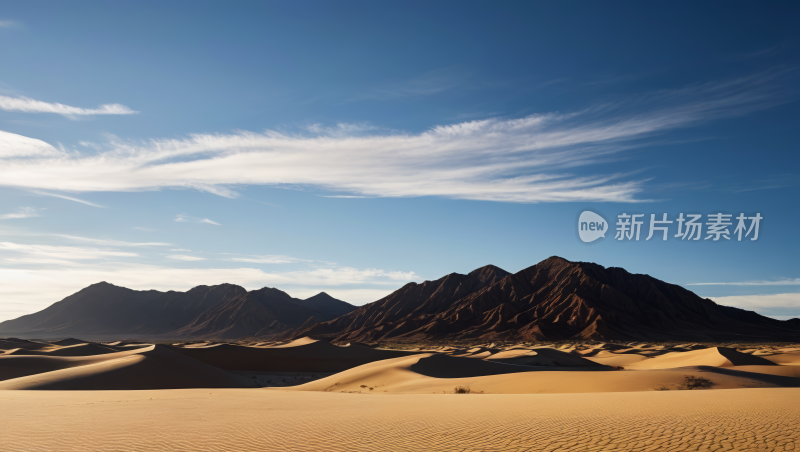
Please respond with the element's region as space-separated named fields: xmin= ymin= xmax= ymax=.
xmin=133 ymin=226 xmax=156 ymax=232
xmin=0 ymin=74 xmax=790 ymax=203
xmin=0 ymin=95 xmax=138 ymax=117
xmin=688 ymin=278 xmax=800 ymax=286
xmin=55 ymin=234 xmax=172 ymax=247
xmin=711 ymin=293 xmax=800 ymax=310
xmin=30 ymin=190 xmax=105 ymax=208
xmin=0 ymin=242 xmax=138 ymax=260
xmin=166 ymin=254 xmax=205 ymax=261
xmin=0 ymin=20 xmax=19 ymax=28
xmin=225 ymin=255 xmax=310 ymax=264
xmin=175 ymin=214 xmax=222 ymax=225
xmin=0 ymin=207 xmax=39 ymax=220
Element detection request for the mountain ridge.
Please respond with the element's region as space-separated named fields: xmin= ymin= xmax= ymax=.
xmin=293 ymin=256 xmax=799 ymax=342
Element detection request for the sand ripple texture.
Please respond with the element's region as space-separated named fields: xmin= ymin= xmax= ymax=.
xmin=1 ymin=388 xmax=798 ymax=452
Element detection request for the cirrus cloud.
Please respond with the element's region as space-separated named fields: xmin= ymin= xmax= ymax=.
xmin=0 ymin=74 xmax=789 ymax=203
xmin=0 ymin=95 xmax=138 ymax=117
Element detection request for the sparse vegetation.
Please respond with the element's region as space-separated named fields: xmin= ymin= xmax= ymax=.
xmin=454 ymin=386 xmax=471 ymax=394
xmin=679 ymin=375 xmax=714 ymax=390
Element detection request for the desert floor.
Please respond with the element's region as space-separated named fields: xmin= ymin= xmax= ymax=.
xmin=1 ymin=337 xmax=799 ymax=451
xmin=1 ymin=388 xmax=798 ymax=451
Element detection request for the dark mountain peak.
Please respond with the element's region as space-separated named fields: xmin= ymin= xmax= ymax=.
xmin=250 ymin=287 xmax=293 ymax=300
xmin=297 ymin=292 xmax=356 ymax=319
xmin=468 ymin=265 xmax=511 ymax=283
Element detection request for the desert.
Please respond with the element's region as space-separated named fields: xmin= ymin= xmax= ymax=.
xmin=2 ymin=335 xmax=800 ymax=451
xmin=0 ymin=3 xmax=797 ymax=450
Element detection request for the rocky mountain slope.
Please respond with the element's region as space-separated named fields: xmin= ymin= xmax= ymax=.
xmin=294 ymin=256 xmax=800 ymax=342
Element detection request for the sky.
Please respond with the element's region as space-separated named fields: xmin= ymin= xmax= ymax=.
xmin=0 ymin=1 xmax=798 ymax=322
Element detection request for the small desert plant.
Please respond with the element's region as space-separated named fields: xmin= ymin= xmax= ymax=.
xmin=360 ymin=384 xmax=368 ymax=388
xmin=678 ymin=375 xmax=714 ymax=390
xmin=454 ymin=385 xmax=471 ymax=394
xmin=653 ymin=384 xmax=670 ymax=391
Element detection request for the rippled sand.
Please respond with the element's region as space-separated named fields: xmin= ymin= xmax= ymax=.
xmin=1 ymin=388 xmax=798 ymax=451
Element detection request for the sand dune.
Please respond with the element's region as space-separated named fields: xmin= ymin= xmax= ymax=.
xmin=168 ymin=337 xmax=416 ymax=372
xmin=2 ymin=388 xmax=797 ymax=451
xmin=0 ymin=345 xmax=254 ymax=390
xmin=0 ymin=345 xmax=153 ymax=382
xmin=487 ymin=347 xmax=604 ymax=367
xmin=49 ymin=338 xmax=89 ymax=347
xmin=625 ymin=346 xmax=777 ymax=369
xmin=765 ymin=350 xmax=800 ymax=365
xmin=7 ymin=342 xmax=125 ymax=357
xmin=293 ymin=350 xmax=796 ymax=394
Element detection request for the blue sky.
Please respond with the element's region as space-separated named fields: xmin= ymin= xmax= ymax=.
xmin=0 ymin=1 xmax=798 ymax=321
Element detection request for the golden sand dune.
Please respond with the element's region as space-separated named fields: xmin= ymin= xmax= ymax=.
xmin=6 ymin=342 xmax=124 ymax=357
xmin=625 ymin=346 xmax=777 ymax=369
xmin=487 ymin=347 xmax=604 ymax=367
xmin=168 ymin=337 xmax=417 ymax=372
xmin=49 ymin=338 xmax=89 ymax=347
xmin=766 ymin=350 xmax=800 ymax=365
xmin=0 ymin=345 xmax=151 ymax=382
xmin=1 ymin=388 xmax=798 ymax=451
xmin=293 ymin=351 xmax=796 ymax=394
xmin=0 ymin=338 xmax=56 ymax=353
xmin=0 ymin=345 xmax=254 ymax=390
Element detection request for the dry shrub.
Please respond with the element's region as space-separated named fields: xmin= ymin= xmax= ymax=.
xmin=678 ymin=375 xmax=714 ymax=390
xmin=454 ymin=386 xmax=471 ymax=394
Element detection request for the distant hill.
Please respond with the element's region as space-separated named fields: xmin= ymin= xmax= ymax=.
xmin=294 ymin=256 xmax=800 ymax=342
xmin=0 ymin=283 xmax=356 ymax=340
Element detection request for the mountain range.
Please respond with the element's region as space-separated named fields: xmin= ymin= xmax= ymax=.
xmin=1 ymin=256 xmax=797 ymax=341
xmin=0 ymin=283 xmax=355 ymax=340
xmin=294 ymin=256 xmax=799 ymax=342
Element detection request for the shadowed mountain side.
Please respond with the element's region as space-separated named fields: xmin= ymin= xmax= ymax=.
xmin=168 ymin=338 xmax=418 ymax=372
xmin=170 ymin=288 xmax=336 ymax=339
xmin=0 ymin=345 xmax=255 ymax=390
xmin=294 ymin=293 xmax=356 ymax=319
xmin=0 ymin=284 xmax=356 ymax=341
xmin=291 ymin=264 xmax=511 ymax=341
xmin=296 ymin=257 xmax=800 ymax=342
xmin=0 ymin=283 xmax=247 ymax=339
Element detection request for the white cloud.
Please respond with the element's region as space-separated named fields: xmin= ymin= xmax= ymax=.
xmin=0 ymin=264 xmax=419 ymax=321
xmin=133 ymin=226 xmax=156 ymax=232
xmin=55 ymin=234 xmax=172 ymax=247
xmin=225 ymin=255 xmax=309 ymax=264
xmin=688 ymin=278 xmax=800 ymax=286
xmin=0 ymin=207 xmax=39 ymax=220
xmin=711 ymin=293 xmax=800 ymax=310
xmin=0 ymin=20 xmax=18 ymax=28
xmin=31 ymin=190 xmax=105 ymax=208
xmin=175 ymin=214 xmax=221 ymax=225
xmin=0 ymin=130 xmax=61 ymax=158
xmin=0 ymin=242 xmax=138 ymax=260
xmin=0 ymin=95 xmax=138 ymax=117
xmin=170 ymin=248 xmax=191 ymax=252
xmin=166 ymin=254 xmax=206 ymax=261
xmin=0 ymin=75 xmax=786 ymax=203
